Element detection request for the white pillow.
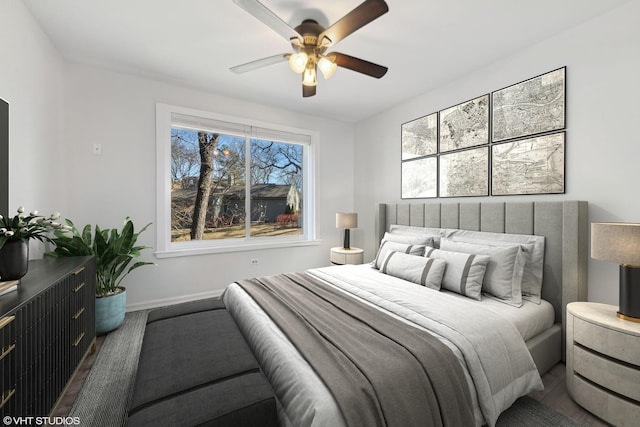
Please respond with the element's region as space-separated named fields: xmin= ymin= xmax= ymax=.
xmin=373 ymin=240 xmax=426 ymax=269
xmin=440 ymin=238 xmax=525 ymax=307
xmin=382 ymin=231 xmax=434 ymax=246
xmin=446 ymin=229 xmax=544 ymax=303
xmin=424 ymin=247 xmax=489 ymax=300
xmin=379 ymin=251 xmax=446 ymax=290
xmin=389 ymin=225 xmax=446 ymax=248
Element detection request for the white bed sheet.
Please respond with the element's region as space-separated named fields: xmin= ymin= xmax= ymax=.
xmin=224 ymin=264 xmax=545 ymax=427
xmin=443 ymin=289 xmax=555 ymax=341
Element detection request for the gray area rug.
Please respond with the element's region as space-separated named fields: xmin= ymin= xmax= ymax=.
xmin=70 ymin=310 xmax=148 ymax=426
xmin=71 ymin=309 xmax=585 ymax=427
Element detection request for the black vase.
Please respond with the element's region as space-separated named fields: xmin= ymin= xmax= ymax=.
xmin=0 ymin=239 xmax=29 ymax=281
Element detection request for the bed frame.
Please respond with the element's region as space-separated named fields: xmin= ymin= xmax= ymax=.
xmin=376 ymin=200 xmax=588 ymax=374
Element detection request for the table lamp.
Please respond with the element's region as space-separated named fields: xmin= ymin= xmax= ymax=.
xmin=336 ymin=213 xmax=357 ymax=250
xmin=591 ymin=222 xmax=640 ymax=322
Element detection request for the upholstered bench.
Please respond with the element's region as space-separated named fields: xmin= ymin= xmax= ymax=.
xmin=126 ymin=298 xmax=278 ymax=427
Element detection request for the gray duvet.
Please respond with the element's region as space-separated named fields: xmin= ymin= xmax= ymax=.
xmin=236 ymin=272 xmax=475 ymax=427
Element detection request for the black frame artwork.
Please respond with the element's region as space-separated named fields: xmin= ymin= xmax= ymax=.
xmin=492 ymin=67 xmax=566 ymax=142
xmin=401 ymin=112 xmax=438 ymax=160
xmin=439 ymin=94 xmax=489 ymax=153
xmin=439 ymin=147 xmax=489 ymax=198
xmin=401 ymin=156 xmax=438 ymax=199
xmin=491 ymin=132 xmax=565 ymax=196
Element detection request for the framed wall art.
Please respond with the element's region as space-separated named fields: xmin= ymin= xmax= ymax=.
xmin=401 ymin=112 xmax=438 ymax=160
xmin=401 ymin=156 xmax=437 ymax=199
xmin=439 ymin=147 xmax=488 ymax=198
xmin=439 ymin=94 xmax=489 ymax=153
xmin=491 ymin=132 xmax=565 ymax=195
xmin=492 ymin=67 xmax=566 ymax=142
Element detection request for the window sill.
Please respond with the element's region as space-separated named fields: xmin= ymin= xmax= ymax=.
xmin=155 ymin=238 xmax=322 ymax=259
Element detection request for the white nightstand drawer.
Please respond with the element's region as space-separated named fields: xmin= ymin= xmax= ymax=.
xmin=573 ymin=316 xmax=640 ymax=366
xmin=574 ymin=345 xmax=640 ymax=401
xmin=573 ymin=375 xmax=640 ymax=427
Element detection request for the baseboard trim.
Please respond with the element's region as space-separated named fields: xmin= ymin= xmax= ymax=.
xmin=125 ymin=289 xmax=225 ymax=312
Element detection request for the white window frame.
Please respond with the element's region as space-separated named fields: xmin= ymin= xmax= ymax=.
xmin=155 ymin=103 xmax=318 ymax=258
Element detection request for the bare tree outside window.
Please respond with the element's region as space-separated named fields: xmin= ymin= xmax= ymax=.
xmin=170 ymin=127 xmax=304 ymax=242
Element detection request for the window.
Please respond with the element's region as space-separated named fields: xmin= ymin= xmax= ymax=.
xmin=156 ymin=104 xmax=317 ymax=257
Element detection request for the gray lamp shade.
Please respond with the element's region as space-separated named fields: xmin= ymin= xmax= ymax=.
xmin=591 ymin=222 xmax=640 ymax=266
xmin=336 ymin=213 xmax=358 ymax=229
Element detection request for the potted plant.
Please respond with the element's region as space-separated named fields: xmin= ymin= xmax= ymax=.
xmin=47 ymin=217 xmax=153 ymax=334
xmin=0 ymin=206 xmax=70 ymax=281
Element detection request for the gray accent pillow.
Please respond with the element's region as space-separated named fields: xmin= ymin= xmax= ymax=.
xmin=379 ymin=251 xmax=446 ymax=290
xmin=440 ymin=238 xmax=525 ymax=307
xmin=445 ymin=229 xmax=545 ymax=304
xmin=424 ymin=247 xmax=489 ymax=300
xmin=373 ymin=240 xmax=426 ymax=269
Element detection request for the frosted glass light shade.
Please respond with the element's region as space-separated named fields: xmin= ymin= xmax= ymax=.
xmin=318 ymin=56 xmax=337 ymax=79
xmin=302 ymin=67 xmax=317 ymax=86
xmin=288 ymin=52 xmax=308 ymax=73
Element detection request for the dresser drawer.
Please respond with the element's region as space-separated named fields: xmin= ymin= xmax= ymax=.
xmin=574 ymin=345 xmax=640 ymax=401
xmin=573 ymin=375 xmax=640 ymax=427
xmin=573 ymin=316 xmax=640 ymax=366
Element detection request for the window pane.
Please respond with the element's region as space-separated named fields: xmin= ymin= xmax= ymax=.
xmin=249 ymin=139 xmax=303 ymax=238
xmin=171 ymin=127 xmax=246 ymax=242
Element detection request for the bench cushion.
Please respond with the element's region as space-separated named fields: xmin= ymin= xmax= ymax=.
xmin=127 ymin=299 xmax=277 ymax=427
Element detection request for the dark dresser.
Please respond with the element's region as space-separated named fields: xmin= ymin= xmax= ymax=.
xmin=0 ymin=256 xmax=96 ymax=416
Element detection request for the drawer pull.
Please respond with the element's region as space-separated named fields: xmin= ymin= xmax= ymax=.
xmin=0 ymin=315 xmax=15 ymax=330
xmin=73 ymin=282 xmax=85 ymax=293
xmin=73 ymin=332 xmax=85 ymax=347
xmin=0 ymin=389 xmax=15 ymax=409
xmin=73 ymin=308 xmax=85 ymax=320
xmin=0 ymin=343 xmax=15 ymax=362
xmin=72 ymin=266 xmax=85 ymax=276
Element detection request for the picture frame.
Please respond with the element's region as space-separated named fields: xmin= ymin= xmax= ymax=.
xmin=401 ymin=112 xmax=438 ymax=160
xmin=439 ymin=147 xmax=488 ymax=197
xmin=491 ymin=132 xmax=565 ymax=195
xmin=401 ymin=156 xmax=438 ymax=199
xmin=439 ymin=94 xmax=489 ymax=153
xmin=492 ymin=67 xmax=566 ymax=142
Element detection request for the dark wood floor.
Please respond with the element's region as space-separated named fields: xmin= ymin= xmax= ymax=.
xmin=52 ymin=342 xmax=610 ymax=426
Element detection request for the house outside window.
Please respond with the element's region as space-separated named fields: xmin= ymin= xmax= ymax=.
xmin=156 ymin=104 xmax=317 ymax=257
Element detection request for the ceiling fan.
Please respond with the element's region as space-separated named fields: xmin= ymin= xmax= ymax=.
xmin=230 ymin=0 xmax=389 ymax=97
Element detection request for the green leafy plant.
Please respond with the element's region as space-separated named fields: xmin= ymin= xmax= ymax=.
xmin=46 ymin=218 xmax=154 ymax=297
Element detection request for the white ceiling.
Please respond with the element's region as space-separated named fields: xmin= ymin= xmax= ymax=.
xmin=24 ymin=0 xmax=630 ymax=123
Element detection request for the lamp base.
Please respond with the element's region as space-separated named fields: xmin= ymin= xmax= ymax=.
xmin=343 ymin=229 xmax=351 ymax=250
xmin=616 ymin=312 xmax=640 ymax=323
xmin=618 ymin=265 xmax=640 ymax=321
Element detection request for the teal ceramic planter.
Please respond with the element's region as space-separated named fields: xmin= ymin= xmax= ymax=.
xmin=95 ymin=287 xmax=126 ymax=334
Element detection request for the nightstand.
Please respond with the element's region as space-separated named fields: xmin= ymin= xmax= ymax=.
xmin=330 ymin=247 xmax=364 ymax=265
xmin=566 ymin=302 xmax=640 ymax=427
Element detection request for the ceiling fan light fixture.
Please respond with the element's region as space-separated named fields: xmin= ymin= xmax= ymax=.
xmin=302 ymin=66 xmax=317 ymax=86
xmin=288 ymin=52 xmax=308 ymax=73
xmin=318 ymin=55 xmax=337 ymax=79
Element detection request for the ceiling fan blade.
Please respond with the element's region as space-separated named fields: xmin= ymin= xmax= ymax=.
xmin=233 ymin=0 xmax=303 ymax=43
xmin=230 ymin=54 xmax=288 ymax=74
xmin=331 ymin=52 xmax=388 ymax=78
xmin=318 ymin=0 xmax=388 ymax=46
xmin=303 ymin=84 xmax=316 ymax=97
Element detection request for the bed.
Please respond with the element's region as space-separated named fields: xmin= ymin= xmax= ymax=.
xmin=223 ymin=200 xmax=588 ymax=427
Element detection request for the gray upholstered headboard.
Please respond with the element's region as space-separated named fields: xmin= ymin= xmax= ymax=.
xmin=376 ymin=201 xmax=588 ymax=356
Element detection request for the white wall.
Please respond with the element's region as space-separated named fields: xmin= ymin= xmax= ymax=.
xmin=0 ymin=0 xmax=66 ymax=259
xmin=354 ymin=1 xmax=640 ymax=305
xmin=62 ymin=63 xmax=355 ymax=309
